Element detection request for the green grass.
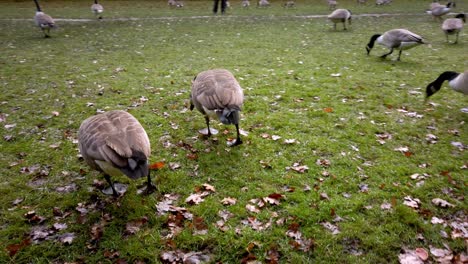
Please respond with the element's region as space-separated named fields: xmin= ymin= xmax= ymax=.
xmin=0 ymin=0 xmax=467 ymax=263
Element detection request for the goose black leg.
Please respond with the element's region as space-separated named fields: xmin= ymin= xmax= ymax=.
xmin=380 ymin=48 xmax=393 ymax=59
xmin=230 ymin=124 xmax=243 ymax=147
xmin=397 ymin=49 xmax=403 ymax=61
xmin=143 ymin=170 xmax=157 ymax=195
xmin=204 ymin=116 xmax=212 ymax=137
xmin=104 ymin=174 xmax=119 ymax=197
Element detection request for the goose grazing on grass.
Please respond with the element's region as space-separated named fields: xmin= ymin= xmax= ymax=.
xmin=190 ymin=69 xmax=244 ymax=147
xmin=283 ymin=1 xmax=295 ymax=8
xmin=242 ymin=0 xmax=250 ymax=8
xmin=366 ymin=29 xmax=425 ymax=61
xmin=442 ymin=13 xmax=465 ymax=43
xmin=168 ymin=0 xmax=184 ymax=8
xmin=376 ymin=0 xmax=391 ymax=5
xmin=426 ymin=70 xmax=468 ymax=98
xmin=257 ymin=0 xmax=270 ymax=7
xmin=91 ymin=0 xmax=104 ymax=19
xmin=78 ymin=110 xmax=154 ymax=197
xmin=427 ymin=2 xmax=455 ymax=21
xmin=33 ymin=0 xmax=55 ymax=38
xmin=328 ymin=9 xmax=352 ymax=30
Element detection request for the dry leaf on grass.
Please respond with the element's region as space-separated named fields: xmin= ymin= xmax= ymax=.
xmin=431 ymin=198 xmax=454 ymax=208
xmin=221 ymin=197 xmax=237 ymax=206
xmin=403 ymin=196 xmax=421 ymax=209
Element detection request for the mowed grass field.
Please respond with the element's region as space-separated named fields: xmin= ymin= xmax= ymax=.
xmin=0 ymin=0 xmax=467 ymax=263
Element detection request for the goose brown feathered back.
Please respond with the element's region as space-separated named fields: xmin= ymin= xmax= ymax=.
xmin=366 ymin=29 xmax=425 ymax=61
xmin=190 ymin=69 xmax=244 ymax=146
xmin=78 ymin=110 xmax=154 ymax=196
xmin=328 ymin=9 xmax=352 ymax=30
xmin=442 ymin=14 xmax=465 ymax=43
xmin=33 ymin=0 xmax=55 ymax=38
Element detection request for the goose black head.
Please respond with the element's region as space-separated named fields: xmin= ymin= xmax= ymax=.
xmin=366 ymin=34 xmax=381 ymax=55
xmin=455 ymin=13 xmax=466 ymax=23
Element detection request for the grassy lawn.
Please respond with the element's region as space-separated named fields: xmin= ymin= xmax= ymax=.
xmin=0 ymin=0 xmax=467 ymax=263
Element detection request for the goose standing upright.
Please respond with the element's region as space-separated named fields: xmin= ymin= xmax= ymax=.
xmin=442 ymin=14 xmax=465 ymax=44
xmin=78 ymin=110 xmax=155 ymax=197
xmin=33 ymin=0 xmax=55 ymax=38
xmin=242 ymin=0 xmax=250 ymax=8
xmin=91 ymin=0 xmax=104 ymax=19
xmin=427 ymin=2 xmax=455 ymax=21
xmin=328 ymin=9 xmax=352 ymax=30
xmin=366 ymin=29 xmax=425 ymax=61
xmin=190 ymin=69 xmax=244 ymax=147
xmin=426 ymin=70 xmax=468 ymax=98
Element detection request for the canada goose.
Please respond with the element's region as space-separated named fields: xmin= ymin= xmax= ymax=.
xmin=33 ymin=0 xmax=55 ymax=38
xmin=257 ymin=0 xmax=270 ymax=7
xmin=427 ymin=2 xmax=455 ymax=21
xmin=366 ymin=29 xmax=425 ymax=61
xmin=91 ymin=0 xmax=104 ymax=20
xmin=242 ymin=0 xmax=250 ymax=8
xmin=78 ymin=110 xmax=154 ymax=197
xmin=328 ymin=0 xmax=337 ymax=10
xmin=328 ymin=9 xmax=352 ymax=30
xmin=426 ymin=70 xmax=468 ymax=98
xmin=283 ymin=1 xmax=295 ymax=8
xmin=168 ymin=0 xmax=184 ymax=8
xmin=190 ymin=69 xmax=244 ymax=147
xmin=376 ymin=0 xmax=391 ymax=5
xmin=357 ymin=0 xmax=367 ymax=5
xmin=442 ymin=14 xmax=465 ymax=44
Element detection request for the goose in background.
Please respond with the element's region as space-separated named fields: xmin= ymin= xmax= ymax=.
xmin=366 ymin=29 xmax=425 ymax=61
xmin=91 ymin=0 xmax=104 ymax=19
xmin=328 ymin=0 xmax=337 ymax=10
xmin=376 ymin=0 xmax=391 ymax=5
xmin=328 ymin=9 xmax=352 ymax=30
xmin=426 ymin=70 xmax=468 ymax=98
xmin=190 ymin=69 xmax=244 ymax=147
xmin=442 ymin=13 xmax=465 ymax=43
xmin=427 ymin=2 xmax=455 ymax=21
xmin=33 ymin=0 xmax=55 ymax=38
xmin=78 ymin=110 xmax=155 ymax=197
xmin=258 ymin=0 xmax=270 ymax=7
xmin=242 ymin=0 xmax=250 ymax=8
xmin=283 ymin=1 xmax=295 ymax=8
xmin=168 ymin=0 xmax=184 ymax=8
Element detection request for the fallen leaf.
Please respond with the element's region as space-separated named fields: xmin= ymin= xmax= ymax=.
xmin=6 ymin=239 xmax=31 ymax=257
xmin=430 ymin=246 xmax=453 ymax=263
xmin=403 ymin=196 xmax=421 ymax=209
xmin=431 ymin=198 xmax=454 ymax=208
xmin=323 ymin=107 xmax=333 ymax=113
xmin=125 ymin=217 xmax=148 ymax=236
xmin=149 ymin=161 xmax=165 ymax=170
xmin=58 ymin=233 xmax=75 ymax=245
xmin=202 ymin=183 xmax=216 ymax=192
xmin=221 ymin=197 xmax=237 ymax=206
xmin=245 ymin=204 xmax=261 ymax=214
xmin=321 ymin=222 xmax=340 ymax=235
